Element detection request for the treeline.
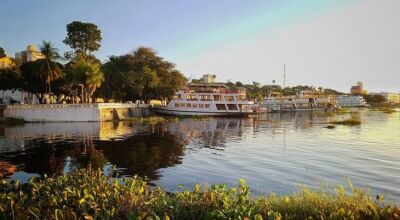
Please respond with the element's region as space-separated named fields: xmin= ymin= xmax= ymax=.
xmin=0 ymin=21 xmax=186 ymax=104
xmin=191 ymin=79 xmax=344 ymax=100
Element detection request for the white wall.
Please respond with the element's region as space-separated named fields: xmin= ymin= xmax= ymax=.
xmin=3 ymin=103 xmax=150 ymax=122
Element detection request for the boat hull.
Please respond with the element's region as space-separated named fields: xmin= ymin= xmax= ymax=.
xmin=155 ymin=107 xmax=256 ymax=117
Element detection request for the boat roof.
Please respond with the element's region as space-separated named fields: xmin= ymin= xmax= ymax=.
xmin=187 ymin=83 xmax=227 ymax=88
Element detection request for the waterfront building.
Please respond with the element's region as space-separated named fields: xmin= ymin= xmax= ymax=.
xmin=337 ymin=95 xmax=368 ymax=107
xmin=15 ymin=45 xmax=44 ymax=63
xmin=350 ymin=81 xmax=368 ymax=96
xmin=369 ymin=92 xmax=400 ymax=104
xmin=201 ymin=74 xmax=216 ymax=84
xmin=0 ymin=90 xmax=39 ymax=105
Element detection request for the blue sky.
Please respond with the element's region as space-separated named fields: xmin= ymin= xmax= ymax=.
xmin=1 ymin=0 xmax=399 ymax=92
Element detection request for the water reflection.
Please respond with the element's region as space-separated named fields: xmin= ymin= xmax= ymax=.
xmin=0 ymin=111 xmax=382 ymax=177
xmin=0 ymin=110 xmax=399 ymax=200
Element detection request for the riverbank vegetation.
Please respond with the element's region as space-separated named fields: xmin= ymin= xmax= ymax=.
xmin=335 ymin=108 xmax=350 ymax=114
xmin=371 ymin=107 xmax=397 ymax=114
xmin=331 ymin=118 xmax=361 ymax=126
xmin=0 ymin=117 xmax=27 ymax=125
xmin=0 ymin=169 xmax=398 ymax=219
xmin=123 ymin=116 xmax=179 ymax=124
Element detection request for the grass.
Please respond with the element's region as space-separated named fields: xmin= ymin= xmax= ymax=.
xmin=335 ymin=108 xmax=350 ymax=114
xmin=380 ymin=108 xmax=397 ymax=114
xmin=0 ymin=117 xmax=27 ymax=125
xmin=123 ymin=116 xmax=179 ymax=124
xmin=331 ymin=118 xmax=361 ymax=126
xmin=0 ymin=169 xmax=398 ymax=219
xmin=371 ymin=106 xmax=398 ymax=113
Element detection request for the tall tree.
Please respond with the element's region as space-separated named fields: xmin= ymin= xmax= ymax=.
xmin=20 ymin=62 xmax=47 ymax=103
xmin=69 ymin=59 xmax=104 ymax=103
xmin=99 ymin=47 xmax=186 ymax=102
xmin=0 ymin=47 xmax=6 ymax=58
xmin=36 ymin=41 xmax=62 ymax=95
xmin=0 ymin=69 xmax=22 ymax=91
xmin=63 ymin=21 xmax=102 ymax=58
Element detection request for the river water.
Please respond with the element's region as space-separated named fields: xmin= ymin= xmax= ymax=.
xmin=1 ymin=109 xmax=399 ymax=201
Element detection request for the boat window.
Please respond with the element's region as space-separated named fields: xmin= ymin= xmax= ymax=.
xmin=175 ymin=103 xmax=179 ymax=107
xmin=188 ymin=95 xmax=198 ymax=101
xmin=225 ymin=96 xmax=234 ymax=101
xmin=199 ymin=104 xmax=204 ymax=108
xmin=216 ymin=104 xmax=227 ymax=110
xmin=180 ymin=103 xmax=185 ymax=107
xmin=200 ymin=95 xmax=212 ymax=101
xmin=205 ymin=104 xmax=210 ymax=108
xmin=187 ymin=103 xmax=191 ymax=108
xmin=193 ymin=103 xmax=198 ymax=108
xmin=227 ymin=104 xmax=238 ymax=110
xmin=213 ymin=95 xmax=222 ymax=101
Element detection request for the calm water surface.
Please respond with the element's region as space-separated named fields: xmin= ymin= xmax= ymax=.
xmin=1 ymin=110 xmax=399 ymax=201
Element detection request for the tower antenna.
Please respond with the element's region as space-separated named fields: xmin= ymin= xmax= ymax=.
xmin=283 ymin=64 xmax=286 ymax=89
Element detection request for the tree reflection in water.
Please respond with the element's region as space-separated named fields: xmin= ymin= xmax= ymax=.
xmin=0 ymin=111 xmax=375 ymax=181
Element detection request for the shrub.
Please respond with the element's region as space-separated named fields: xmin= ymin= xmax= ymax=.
xmin=0 ymin=169 xmax=399 ymax=219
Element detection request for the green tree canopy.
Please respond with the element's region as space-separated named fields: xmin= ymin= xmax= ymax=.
xmin=0 ymin=47 xmax=6 ymax=58
xmin=63 ymin=21 xmax=102 ymax=57
xmin=363 ymin=94 xmax=386 ymax=104
xmin=0 ymin=69 xmax=22 ymax=91
xmin=99 ymin=47 xmax=186 ymax=102
xmin=20 ymin=61 xmax=47 ymax=103
xmin=68 ymin=59 xmax=104 ymax=103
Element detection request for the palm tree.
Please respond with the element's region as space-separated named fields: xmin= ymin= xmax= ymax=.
xmin=70 ymin=59 xmax=103 ymax=103
xmin=85 ymin=61 xmax=104 ymax=102
xmin=37 ymin=41 xmax=62 ymax=95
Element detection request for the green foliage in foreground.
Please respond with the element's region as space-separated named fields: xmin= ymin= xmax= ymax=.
xmin=0 ymin=169 xmax=399 ymax=219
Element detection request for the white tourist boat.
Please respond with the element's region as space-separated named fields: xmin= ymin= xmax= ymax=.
xmin=337 ymin=95 xmax=369 ymax=108
xmin=263 ymin=90 xmax=338 ymax=112
xmin=156 ymin=83 xmax=260 ymax=116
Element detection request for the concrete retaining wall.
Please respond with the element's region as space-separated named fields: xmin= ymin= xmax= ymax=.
xmin=4 ymin=103 xmax=151 ymax=122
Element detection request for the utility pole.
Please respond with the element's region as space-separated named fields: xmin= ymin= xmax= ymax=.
xmin=283 ymin=64 xmax=286 ymax=89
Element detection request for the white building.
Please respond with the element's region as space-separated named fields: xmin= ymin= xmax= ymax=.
xmin=202 ymin=74 xmax=216 ymax=84
xmin=15 ymin=45 xmax=44 ymax=63
xmin=0 ymin=90 xmax=39 ymax=105
xmin=337 ymin=95 xmax=368 ymax=107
